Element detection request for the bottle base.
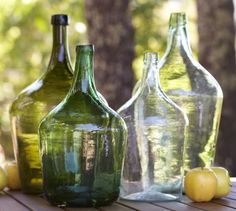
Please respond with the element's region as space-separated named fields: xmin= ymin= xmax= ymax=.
xmin=120 ymin=191 xmax=180 ymax=202
xmin=21 ymin=185 xmax=42 ymax=195
xmin=49 ymin=200 xmax=115 ymax=208
xmin=120 ymin=180 xmax=182 ymax=202
xmin=47 ymin=198 xmax=116 ymax=208
xmin=44 ymin=191 xmax=119 ymax=207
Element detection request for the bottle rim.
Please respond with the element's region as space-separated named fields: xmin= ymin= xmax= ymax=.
xmin=169 ymin=12 xmax=187 ymax=27
xmin=51 ymin=14 xmax=69 ymax=25
xmin=143 ymin=52 xmax=158 ymax=64
xmin=76 ymin=44 xmax=95 ymax=52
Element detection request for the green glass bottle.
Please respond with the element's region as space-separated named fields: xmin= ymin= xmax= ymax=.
xmin=39 ymin=44 xmax=127 ymax=207
xmin=10 ymin=14 xmax=73 ymax=194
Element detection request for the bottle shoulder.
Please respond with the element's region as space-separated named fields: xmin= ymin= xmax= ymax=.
xmin=40 ymin=91 xmax=125 ymax=129
xmin=118 ymin=86 xmax=187 ymax=124
xmin=158 ymin=55 xmax=223 ymax=97
xmin=10 ymin=80 xmax=43 ymax=111
xmin=10 ymin=73 xmax=72 ymax=114
xmin=42 ymin=63 xmax=73 ymax=81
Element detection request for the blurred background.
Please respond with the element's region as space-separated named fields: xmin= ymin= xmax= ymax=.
xmin=0 ymin=0 xmax=236 ymax=174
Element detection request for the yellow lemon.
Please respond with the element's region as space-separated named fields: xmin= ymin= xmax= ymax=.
xmin=184 ymin=167 xmax=217 ymax=202
xmin=4 ymin=161 xmax=21 ymax=190
xmin=211 ymin=167 xmax=231 ymax=198
xmin=0 ymin=166 xmax=7 ymax=190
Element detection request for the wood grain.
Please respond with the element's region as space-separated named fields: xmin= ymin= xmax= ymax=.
xmin=117 ymin=199 xmax=169 ymax=211
xmin=4 ymin=191 xmax=61 ymax=211
xmin=66 ymin=208 xmax=98 ymax=211
xmin=0 ymin=191 xmax=29 ymax=211
xmin=213 ymin=198 xmax=236 ymax=209
xmin=155 ymin=201 xmax=205 ymax=211
xmin=100 ymin=203 xmax=136 ymax=211
xmin=182 ymin=196 xmax=236 ymax=211
xmin=0 ymin=179 xmax=235 ymax=210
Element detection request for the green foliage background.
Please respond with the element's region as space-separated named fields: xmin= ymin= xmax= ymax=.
xmin=0 ymin=0 xmax=197 ymax=158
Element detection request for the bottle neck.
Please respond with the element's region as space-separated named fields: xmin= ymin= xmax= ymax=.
xmin=165 ymin=15 xmax=193 ymax=58
xmin=49 ymin=25 xmax=71 ymax=66
xmin=70 ymin=46 xmax=96 ymax=94
xmin=141 ymin=52 xmax=160 ymax=91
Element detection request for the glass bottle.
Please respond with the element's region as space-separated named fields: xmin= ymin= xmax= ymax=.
xmin=118 ymin=52 xmax=188 ymax=202
xmin=38 ymin=45 xmax=127 ymax=207
xmin=158 ymin=13 xmax=223 ymax=170
xmin=9 ymin=14 xmax=73 ymax=194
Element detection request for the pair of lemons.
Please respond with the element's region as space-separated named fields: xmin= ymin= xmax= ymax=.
xmin=184 ymin=167 xmax=231 ymax=202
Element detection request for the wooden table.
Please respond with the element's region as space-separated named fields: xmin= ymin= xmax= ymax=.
xmin=1 ymin=179 xmax=236 ymax=211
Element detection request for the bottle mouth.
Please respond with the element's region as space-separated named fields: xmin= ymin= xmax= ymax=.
xmin=51 ymin=14 xmax=69 ymax=25
xmin=143 ymin=52 xmax=158 ymax=65
xmin=169 ymin=12 xmax=187 ymax=27
xmin=76 ymin=44 xmax=95 ymax=52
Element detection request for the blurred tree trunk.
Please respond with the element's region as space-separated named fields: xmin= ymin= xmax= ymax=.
xmin=197 ymin=0 xmax=236 ymax=174
xmin=85 ymin=0 xmax=135 ymax=109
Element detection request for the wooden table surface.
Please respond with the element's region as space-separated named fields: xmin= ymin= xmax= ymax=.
xmin=1 ymin=178 xmax=236 ymax=211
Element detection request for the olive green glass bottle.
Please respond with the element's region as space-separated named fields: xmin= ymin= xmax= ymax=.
xmin=10 ymin=14 xmax=73 ymax=194
xmin=158 ymin=13 xmax=223 ymax=170
xmin=39 ymin=45 xmax=127 ymax=207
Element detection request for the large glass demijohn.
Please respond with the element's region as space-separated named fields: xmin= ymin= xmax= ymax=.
xmin=39 ymin=45 xmax=127 ymax=207
xmin=9 ymin=14 xmax=73 ymax=194
xmin=158 ymin=13 xmax=223 ymax=170
xmin=118 ymin=52 xmax=188 ymax=202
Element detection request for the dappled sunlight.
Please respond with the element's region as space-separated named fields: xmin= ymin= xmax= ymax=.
xmin=74 ymin=22 xmax=87 ymax=33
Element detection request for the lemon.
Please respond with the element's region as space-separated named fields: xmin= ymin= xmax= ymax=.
xmin=0 ymin=166 xmax=7 ymax=190
xmin=184 ymin=167 xmax=217 ymax=202
xmin=211 ymin=167 xmax=231 ymax=198
xmin=4 ymin=161 xmax=21 ymax=190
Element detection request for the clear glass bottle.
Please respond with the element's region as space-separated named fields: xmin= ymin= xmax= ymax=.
xmin=118 ymin=52 xmax=188 ymax=202
xmin=9 ymin=14 xmax=73 ymax=194
xmin=158 ymin=13 xmax=223 ymax=170
xmin=38 ymin=45 xmax=127 ymax=207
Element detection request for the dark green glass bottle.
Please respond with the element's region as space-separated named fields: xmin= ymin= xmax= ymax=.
xmin=10 ymin=14 xmax=73 ymax=194
xmin=39 ymin=45 xmax=127 ymax=207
